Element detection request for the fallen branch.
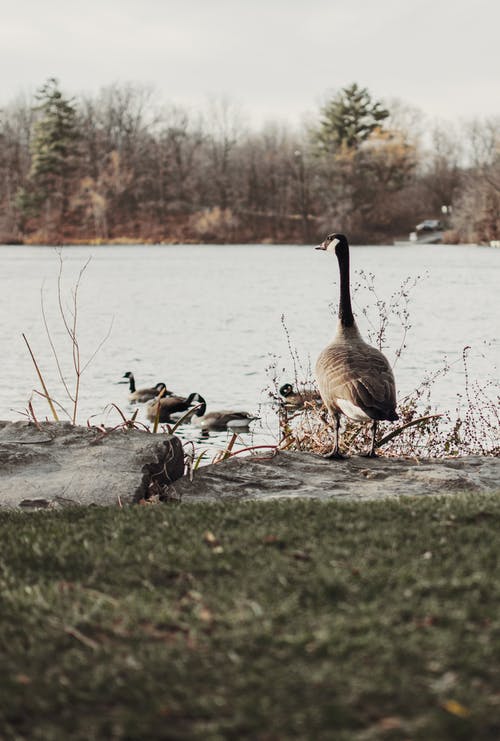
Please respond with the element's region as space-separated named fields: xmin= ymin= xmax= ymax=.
xmin=376 ymin=414 xmax=443 ymax=449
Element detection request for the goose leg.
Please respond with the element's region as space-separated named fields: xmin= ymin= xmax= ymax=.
xmin=323 ymin=411 xmax=346 ymax=459
xmin=364 ymin=420 xmax=378 ymax=458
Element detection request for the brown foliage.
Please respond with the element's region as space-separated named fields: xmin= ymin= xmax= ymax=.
xmin=1 ymin=84 xmax=498 ymax=244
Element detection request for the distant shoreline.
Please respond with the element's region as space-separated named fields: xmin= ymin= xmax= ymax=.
xmin=0 ymin=233 xmax=484 ymax=248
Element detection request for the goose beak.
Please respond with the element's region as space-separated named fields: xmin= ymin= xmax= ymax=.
xmin=316 ymin=236 xmax=340 ymax=251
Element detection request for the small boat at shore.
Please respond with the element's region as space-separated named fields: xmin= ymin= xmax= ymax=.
xmin=394 ymin=232 xmax=443 ymax=246
xmin=394 ymin=219 xmax=444 ymax=246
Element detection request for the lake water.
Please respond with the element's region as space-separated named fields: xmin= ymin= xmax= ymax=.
xmin=0 ymin=243 xmax=498 ymax=459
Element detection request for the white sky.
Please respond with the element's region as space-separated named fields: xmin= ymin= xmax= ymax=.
xmin=2 ymin=0 xmax=499 ymax=127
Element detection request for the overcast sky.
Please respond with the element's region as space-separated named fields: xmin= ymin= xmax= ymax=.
xmin=2 ymin=0 xmax=499 ymax=127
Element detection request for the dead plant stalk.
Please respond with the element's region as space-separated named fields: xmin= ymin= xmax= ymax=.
xmin=35 ymin=252 xmax=113 ymax=425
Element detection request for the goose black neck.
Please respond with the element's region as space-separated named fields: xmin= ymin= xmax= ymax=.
xmin=337 ymin=247 xmax=354 ymax=327
xmin=128 ymin=376 xmax=136 ymax=392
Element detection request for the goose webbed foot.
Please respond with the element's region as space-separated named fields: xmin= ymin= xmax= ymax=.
xmin=322 ymin=449 xmax=347 ymax=460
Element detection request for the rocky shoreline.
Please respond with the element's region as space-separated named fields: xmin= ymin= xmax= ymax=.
xmin=0 ymin=420 xmax=498 ymax=510
xmin=0 ymin=420 xmax=183 ymax=509
xmin=164 ymin=449 xmax=500 ymax=503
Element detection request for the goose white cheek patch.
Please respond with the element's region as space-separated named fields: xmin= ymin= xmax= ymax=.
xmin=327 ymin=237 xmax=340 ymax=251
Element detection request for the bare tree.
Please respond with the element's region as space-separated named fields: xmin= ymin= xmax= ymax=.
xmin=452 ymin=118 xmax=500 ymax=242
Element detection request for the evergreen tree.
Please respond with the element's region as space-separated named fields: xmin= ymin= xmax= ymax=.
xmin=17 ymin=78 xmax=79 ymax=228
xmin=314 ymin=83 xmax=389 ymax=152
xmin=310 ymin=84 xmax=417 ymax=240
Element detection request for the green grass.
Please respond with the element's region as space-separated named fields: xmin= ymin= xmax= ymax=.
xmin=1 ymin=494 xmax=500 ymax=740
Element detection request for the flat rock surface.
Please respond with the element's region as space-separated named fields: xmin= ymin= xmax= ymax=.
xmin=0 ymin=420 xmax=184 ymax=509
xmin=165 ymin=450 xmax=500 ymax=502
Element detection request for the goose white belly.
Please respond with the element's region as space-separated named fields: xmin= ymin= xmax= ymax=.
xmin=335 ymin=398 xmax=372 ymax=422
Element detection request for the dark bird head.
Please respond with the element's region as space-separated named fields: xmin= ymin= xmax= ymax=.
xmin=279 ymin=383 xmax=294 ymax=397
xmin=184 ymin=393 xmax=207 ymax=416
xmin=154 ymin=382 xmax=173 ymax=398
xmin=315 ymin=233 xmax=349 ymax=258
xmin=192 ymin=394 xmax=207 ymax=417
xmin=118 ymin=371 xmax=134 ymax=385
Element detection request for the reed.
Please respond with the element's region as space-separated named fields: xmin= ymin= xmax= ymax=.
xmin=151 ymin=387 xmax=167 ymax=434
xmin=22 ymin=333 xmax=59 ymax=422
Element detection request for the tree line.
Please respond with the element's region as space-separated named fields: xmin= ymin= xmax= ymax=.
xmin=0 ymin=78 xmax=498 ymax=244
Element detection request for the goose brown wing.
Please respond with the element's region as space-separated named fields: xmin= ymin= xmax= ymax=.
xmin=209 ymin=411 xmax=252 ymax=424
xmin=132 ymin=386 xmax=156 ymax=402
xmin=147 ymin=395 xmax=184 ymax=416
xmin=159 ymin=395 xmax=186 ymax=413
xmin=316 ymin=343 xmax=397 ymax=419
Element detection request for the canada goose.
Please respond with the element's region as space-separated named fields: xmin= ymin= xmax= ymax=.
xmin=193 ymin=410 xmax=259 ymax=432
xmin=279 ymin=383 xmax=322 ymax=409
xmin=122 ymin=372 xmax=172 ymax=404
xmin=146 ymin=392 xmax=206 ymax=424
xmin=315 ymin=233 xmax=398 ymax=458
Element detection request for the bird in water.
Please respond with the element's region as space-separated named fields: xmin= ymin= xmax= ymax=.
xmin=315 ymin=233 xmax=398 ymax=458
xmin=122 ymin=372 xmax=172 ymax=403
xmin=192 ymin=409 xmax=259 ymax=432
xmin=146 ymin=392 xmax=206 ymax=424
xmin=279 ymin=383 xmax=322 ymax=409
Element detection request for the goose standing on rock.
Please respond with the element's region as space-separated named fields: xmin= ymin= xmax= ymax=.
xmin=122 ymin=372 xmax=171 ymax=403
xmin=146 ymin=393 xmax=206 ymax=424
xmin=315 ymin=233 xmax=398 ymax=458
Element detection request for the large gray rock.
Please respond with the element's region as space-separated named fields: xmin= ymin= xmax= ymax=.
xmin=0 ymin=420 xmax=184 ymax=509
xmin=163 ymin=450 xmax=500 ymax=502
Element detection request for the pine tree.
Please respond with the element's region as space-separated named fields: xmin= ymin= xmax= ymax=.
xmin=314 ymin=83 xmax=389 ymax=152
xmin=310 ymin=84 xmax=417 ymax=240
xmin=17 ymin=78 xmax=79 ymax=231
